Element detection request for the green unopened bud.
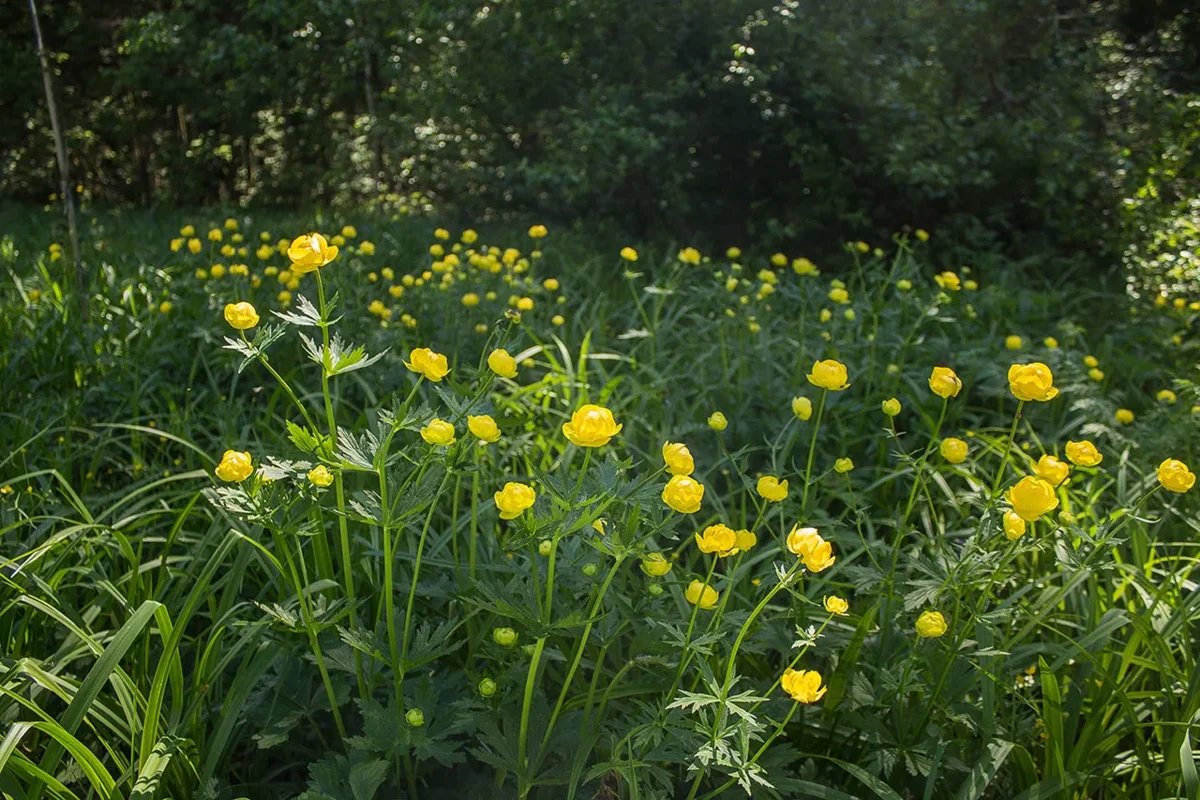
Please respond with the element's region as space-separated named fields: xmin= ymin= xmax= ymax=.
xmin=522 ymin=644 xmax=536 ymax=656
xmin=479 ymin=677 xmax=497 ymax=697
xmin=538 ymin=540 xmax=553 ymax=557
xmin=582 ymin=563 xmax=598 ymax=577
xmin=648 ymin=583 xmax=664 ymax=596
xmin=492 ymin=626 xmax=518 ymax=647
xmin=405 ymin=708 xmax=425 ymax=727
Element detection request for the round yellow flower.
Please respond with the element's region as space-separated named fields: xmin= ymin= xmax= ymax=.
xmin=940 ymin=437 xmax=968 ymax=464
xmin=528 ymin=224 xmax=548 ymax=239
xmin=792 ymin=396 xmax=813 ymax=421
xmin=1007 ymin=363 xmax=1058 ymax=402
xmin=727 ymin=246 xmax=742 ymax=259
xmin=1005 ymin=335 xmax=1023 ymax=351
xmin=662 ymin=474 xmax=704 ymax=513
xmin=1083 ymin=355 xmax=1099 ymax=368
xmin=793 ymin=257 xmax=816 ymax=275
xmin=1043 ymin=337 xmax=1059 ymax=349
xmin=829 ymin=287 xmax=849 ymax=304
xmin=462 ymin=292 xmax=480 ymax=307
xmin=928 ymin=366 xmax=962 ymax=399
xmin=881 ymin=397 xmax=901 ymax=417
xmin=708 ymin=411 xmax=728 ymax=431
xmin=358 ymin=241 xmax=375 ymax=255
xmin=695 ymin=523 xmax=738 ymax=556
xmin=563 ymin=404 xmax=622 ymax=447
xmin=807 ymin=359 xmax=850 ymax=391
xmin=916 ymin=610 xmax=947 ymax=638
xmin=834 ymin=458 xmax=854 ymax=474
xmin=1157 ymin=459 xmax=1196 ymax=493
xmin=1065 ymin=440 xmax=1102 ymax=467
xmin=224 ymin=217 xmax=238 ymax=231
xmin=915 ymin=229 xmax=929 ymax=241
xmin=756 ymin=475 xmax=789 ymax=502
xmin=420 ymin=419 xmax=456 ymax=446
xmin=180 ymin=225 xmax=195 ymax=237
xmin=662 ymin=442 xmax=695 ymax=476
xmin=487 ymin=348 xmax=518 ymax=379
xmin=159 ymin=301 xmax=173 ymax=314
xmin=405 ymin=348 xmax=451 ymax=382
xmin=1003 ymin=509 xmax=1026 ymax=540
xmin=823 ymin=596 xmax=849 ymax=615
xmin=1115 ymin=408 xmax=1134 ymax=425
xmin=1035 ymin=455 xmax=1069 ymax=487
xmin=733 ymin=529 xmax=757 ymax=553
xmin=187 ymin=238 xmax=202 ymax=254
xmin=934 ymin=271 xmax=961 ymax=291
xmin=215 ymin=450 xmax=253 ymax=482
xmin=468 ymin=414 xmax=501 ymax=443
xmin=1157 ymin=389 xmax=1177 ymax=405
xmin=685 ymin=580 xmax=718 ymax=609
xmin=620 ymin=246 xmax=639 ymax=262
xmin=551 ymin=314 xmax=565 ymax=326
xmin=781 ymin=669 xmax=827 ymax=703
xmin=287 ymin=233 xmax=339 ymax=273
xmin=1088 ymin=368 xmax=1105 ymax=382
xmin=678 ymin=247 xmax=701 ymax=265
xmin=640 ymin=553 xmax=673 ymax=577
xmin=1006 ymin=476 xmax=1059 ymax=522
xmin=308 ymin=465 xmax=334 ymax=487
xmin=494 ymin=482 xmax=536 ymax=519
xmin=223 ymin=301 xmax=259 ymax=330
xmin=786 ymin=525 xmax=836 ymax=572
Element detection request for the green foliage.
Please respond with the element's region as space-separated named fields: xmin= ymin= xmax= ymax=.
xmin=2 ymin=208 xmax=1199 ymax=798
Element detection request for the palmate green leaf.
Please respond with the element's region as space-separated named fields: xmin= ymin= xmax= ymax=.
xmin=222 ymin=323 xmax=287 ymax=373
xmin=401 ymin=619 xmax=464 ymax=672
xmin=299 ymin=751 xmax=388 ymax=800
xmin=272 ymin=292 xmax=323 ymax=327
xmin=287 ymin=420 xmax=330 ymax=458
xmin=301 ymin=332 xmax=387 ymax=376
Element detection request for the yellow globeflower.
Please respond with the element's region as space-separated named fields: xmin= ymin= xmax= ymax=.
xmin=678 ymin=247 xmax=701 ymax=265
xmin=662 ymin=475 xmax=704 ymax=513
xmin=468 ymin=414 xmax=501 ymax=443
xmin=882 ymin=397 xmax=901 ymax=417
xmin=223 ymin=302 xmax=259 ymax=330
xmin=187 ymin=238 xmax=202 ymax=254
xmin=792 ymin=396 xmax=813 ymax=420
xmin=1158 ymin=389 xmax=1177 ymax=404
xmin=694 ymin=523 xmax=738 ymax=556
xmin=1007 ymin=363 xmax=1058 ymax=402
xmin=685 ymin=580 xmax=719 ymax=609
xmin=1157 ymin=459 xmax=1196 ymax=493
xmin=733 ymin=529 xmax=757 ymax=553
xmin=662 ymin=442 xmax=695 ymax=476
xmin=461 ymin=229 xmax=478 ymax=244
xmin=1115 ymin=408 xmax=1134 ymax=425
xmin=207 ymin=228 xmax=223 ymax=242
xmin=1083 ymin=355 xmax=1099 ymax=368
xmin=786 ymin=525 xmax=836 ymax=572
xmin=405 ymin=348 xmax=451 ymax=382
xmin=215 ymin=450 xmax=253 ymax=482
xmin=915 ymin=610 xmax=948 ymax=638
xmin=358 ymin=241 xmax=376 ymax=255
xmin=420 ymin=419 xmax=456 ymax=446
xmin=563 ymin=404 xmax=622 ymax=447
xmin=793 ymin=257 xmax=816 ymax=275
xmin=928 ymin=366 xmax=962 ymax=398
xmin=1003 ymin=509 xmax=1026 ymax=540
xmin=1005 ymin=335 xmax=1023 ymax=351
xmin=494 ymin=482 xmax=536 ymax=519
xmin=915 ymin=229 xmax=929 ymax=241
xmin=934 ymin=271 xmax=961 ymax=291
xmin=287 ymin=233 xmax=339 ymax=273
xmin=528 ymin=224 xmax=548 ymax=239
xmin=708 ymin=411 xmax=728 ymax=431
xmin=170 ymin=238 xmax=184 ymax=253
xmin=462 ymin=292 xmax=480 ymax=307
xmin=620 ymin=246 xmax=639 ymax=262
xmin=1065 ymin=440 xmax=1102 ymax=467
xmin=1044 ymin=337 xmax=1059 ymax=349
xmin=341 ymin=225 xmax=357 ymax=238
xmin=727 ymin=246 xmax=742 ymax=259
xmin=159 ymin=301 xmax=173 ymax=314
xmin=180 ymin=225 xmax=195 ymax=237
xmin=781 ymin=668 xmax=827 ymax=703
xmin=487 ymin=348 xmax=519 ymax=379
xmin=756 ymin=475 xmax=789 ymax=502
xmin=1006 ymin=476 xmax=1059 ymax=522
xmin=940 ymin=437 xmax=968 ymax=464
xmin=640 ymin=553 xmax=673 ymax=577
xmin=1035 ymin=455 xmax=1069 ymax=487
xmin=308 ymin=465 xmax=334 ymax=487
xmin=1088 ymin=368 xmax=1105 ymax=382
xmin=823 ymin=596 xmax=849 ymax=615
xmin=834 ymin=457 xmax=854 ymax=474
xmin=807 ymin=359 xmax=850 ymax=391
xmin=224 ymin=217 xmax=238 ymax=231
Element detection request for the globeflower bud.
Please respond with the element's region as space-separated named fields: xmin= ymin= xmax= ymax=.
xmin=662 ymin=475 xmax=704 ymax=514
xmin=307 ymin=465 xmax=334 ymax=487
xmin=640 ymin=553 xmax=673 ymax=577
xmin=492 ymin=627 xmax=518 ymax=647
xmin=881 ymin=397 xmax=901 ymax=417
xmin=708 ymin=411 xmax=728 ymax=431
xmin=538 ymin=540 xmax=553 ymax=556
xmin=420 ymin=419 xmax=456 ymax=446
xmin=479 ymin=678 xmax=497 ymax=697
xmin=792 ymin=396 xmax=813 ymax=421
xmin=1003 ymin=510 xmax=1026 ymax=540
xmin=939 ymin=437 xmax=968 ymax=464
xmin=928 ymin=366 xmax=962 ymax=399
xmin=405 ymin=708 xmax=425 ymax=727
xmin=494 ymin=482 xmax=535 ymax=519
xmin=582 ymin=563 xmax=598 ymax=577
xmin=916 ymin=610 xmax=948 ymax=638
xmin=661 ymin=441 xmax=695 ymax=476
xmin=223 ymin=302 xmax=259 ymax=330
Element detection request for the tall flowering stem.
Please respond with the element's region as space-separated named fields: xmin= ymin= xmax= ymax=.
xmin=800 ymin=390 xmax=828 ymax=514
xmin=991 ymin=400 xmax=1026 ymax=495
xmin=315 ymin=270 xmax=366 ymax=701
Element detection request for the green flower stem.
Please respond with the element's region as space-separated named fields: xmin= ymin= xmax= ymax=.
xmin=695 ymin=702 xmax=801 ymax=800
xmin=469 ymin=445 xmax=481 ymax=581
xmin=241 ymin=330 xmax=317 ymax=431
xmin=517 ymin=535 xmax=561 ymax=798
xmin=269 ymin=529 xmax=346 ymax=739
xmin=991 ymin=400 xmax=1026 ymax=496
xmin=799 ymin=390 xmax=828 ymax=515
xmin=721 ymin=560 xmax=802 ymax=693
xmin=314 ymin=270 xmax=366 ymax=701
xmin=399 ymin=469 xmax=455 ymax=676
xmin=538 ymin=554 xmax=626 ymax=755
xmin=664 ymin=556 xmax=719 ymax=706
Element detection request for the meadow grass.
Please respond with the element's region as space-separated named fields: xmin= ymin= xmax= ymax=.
xmin=1 ymin=205 xmax=1199 ymax=799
